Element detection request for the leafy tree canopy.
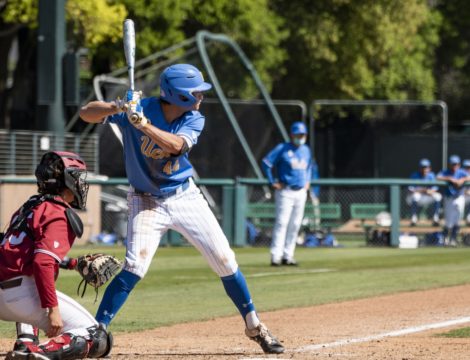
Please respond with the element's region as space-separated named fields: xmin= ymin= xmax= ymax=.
xmin=5 ymin=0 xmax=470 ymax=125
xmin=434 ymin=0 xmax=470 ymax=123
xmin=2 ymin=0 xmax=127 ymax=51
xmin=271 ymin=0 xmax=441 ymax=102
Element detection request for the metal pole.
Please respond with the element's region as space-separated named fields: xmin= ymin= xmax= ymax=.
xmin=440 ymin=101 xmax=448 ymax=169
xmin=37 ymin=0 xmax=66 ymax=135
xmin=196 ymin=32 xmax=271 ymax=181
xmin=390 ymin=184 xmax=400 ymax=247
xmin=233 ymin=181 xmax=247 ymax=247
xmin=10 ymin=132 xmax=15 ymax=175
xmin=222 ymin=186 xmax=235 ymax=243
xmin=309 ymin=112 xmax=315 ymax=159
xmin=196 ymin=31 xmax=289 ymax=142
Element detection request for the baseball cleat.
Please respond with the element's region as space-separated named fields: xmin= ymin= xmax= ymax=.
xmin=245 ymin=322 xmax=285 ymax=354
xmin=282 ymin=258 xmax=298 ymax=266
xmin=13 ymin=341 xmax=38 ymax=353
xmin=5 ymin=350 xmax=48 ymax=360
xmin=12 ymin=335 xmax=40 ymax=353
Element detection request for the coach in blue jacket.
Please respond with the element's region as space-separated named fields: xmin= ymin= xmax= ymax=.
xmin=262 ymin=122 xmax=312 ymax=266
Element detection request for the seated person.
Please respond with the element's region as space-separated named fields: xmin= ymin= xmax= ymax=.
xmin=406 ymin=158 xmax=442 ymax=226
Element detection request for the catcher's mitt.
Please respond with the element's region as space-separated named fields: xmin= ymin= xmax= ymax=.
xmin=76 ymin=253 xmax=122 ymax=302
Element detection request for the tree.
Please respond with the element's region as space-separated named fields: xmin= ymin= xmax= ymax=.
xmin=270 ymin=0 xmax=441 ymax=104
xmin=1 ymin=0 xmax=287 ymax=129
xmin=91 ymin=0 xmax=287 ymax=97
xmin=434 ymin=0 xmax=470 ymax=125
xmin=189 ymin=0 xmax=288 ymax=97
xmin=0 ymin=0 xmax=126 ymax=129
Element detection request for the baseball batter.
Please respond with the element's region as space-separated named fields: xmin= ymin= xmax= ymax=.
xmin=262 ymin=122 xmax=312 ymax=266
xmin=0 ymin=152 xmax=112 ymax=360
xmin=437 ymin=155 xmax=470 ymax=246
xmin=79 ymin=64 xmax=284 ymax=354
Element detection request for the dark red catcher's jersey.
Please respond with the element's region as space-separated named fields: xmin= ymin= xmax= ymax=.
xmin=0 ymin=196 xmax=76 ymax=282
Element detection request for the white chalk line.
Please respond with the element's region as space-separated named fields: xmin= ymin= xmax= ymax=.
xmin=173 ymin=268 xmax=334 ymax=280
xmin=295 ymin=316 xmax=470 ymax=352
xmin=246 ymin=268 xmax=334 ymax=278
xmin=239 ymin=316 xmax=470 ymax=359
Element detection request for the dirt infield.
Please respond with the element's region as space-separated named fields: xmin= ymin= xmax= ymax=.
xmin=2 ymin=284 xmax=470 ymax=359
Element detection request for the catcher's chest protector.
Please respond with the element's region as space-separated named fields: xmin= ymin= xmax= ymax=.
xmin=8 ymin=195 xmax=83 ymax=239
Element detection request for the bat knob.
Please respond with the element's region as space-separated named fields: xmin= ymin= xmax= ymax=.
xmin=130 ymin=113 xmax=140 ymax=122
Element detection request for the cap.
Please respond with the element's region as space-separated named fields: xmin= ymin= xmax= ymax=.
xmin=419 ymin=158 xmax=431 ymax=167
xmin=463 ymin=159 xmax=470 ymax=168
xmin=449 ymin=155 xmax=461 ymax=165
xmin=290 ymin=122 xmax=307 ymax=135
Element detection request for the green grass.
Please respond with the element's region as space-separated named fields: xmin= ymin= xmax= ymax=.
xmin=437 ymin=327 xmax=470 ymax=338
xmin=2 ymin=245 xmax=470 ymax=338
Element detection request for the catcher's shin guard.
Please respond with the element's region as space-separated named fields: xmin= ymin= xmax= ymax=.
xmin=7 ymin=333 xmax=88 ymax=360
xmin=42 ymin=333 xmax=88 ymax=360
xmin=86 ymin=325 xmax=113 ymax=358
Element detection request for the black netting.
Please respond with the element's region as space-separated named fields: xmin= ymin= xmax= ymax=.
xmin=312 ymin=103 xmax=464 ymax=179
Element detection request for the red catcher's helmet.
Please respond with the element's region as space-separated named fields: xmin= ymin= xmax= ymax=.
xmin=35 ymin=151 xmax=89 ymax=210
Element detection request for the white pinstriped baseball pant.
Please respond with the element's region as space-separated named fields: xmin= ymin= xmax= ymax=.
xmin=123 ymin=180 xmax=239 ymax=278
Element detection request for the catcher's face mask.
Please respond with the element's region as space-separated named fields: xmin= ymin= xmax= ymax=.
xmin=36 ymin=151 xmax=89 ymax=210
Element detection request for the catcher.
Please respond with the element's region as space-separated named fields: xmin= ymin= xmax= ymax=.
xmin=0 ymin=151 xmax=116 ymax=360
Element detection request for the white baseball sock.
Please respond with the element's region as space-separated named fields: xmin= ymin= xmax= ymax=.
xmin=245 ymin=311 xmax=261 ymax=330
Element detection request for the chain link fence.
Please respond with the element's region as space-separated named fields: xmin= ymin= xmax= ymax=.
xmin=98 ymin=179 xmax=470 ymax=249
xmin=0 ymin=130 xmax=99 ymax=175
xmin=242 ymin=179 xmax=470 ymax=248
xmin=244 ymin=183 xmax=389 ymax=247
xmin=1 ymin=177 xmax=467 ymax=248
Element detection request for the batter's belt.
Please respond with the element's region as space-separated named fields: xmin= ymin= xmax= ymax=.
xmin=0 ymin=277 xmax=22 ymax=289
xmin=132 ymin=179 xmax=191 ymax=199
xmin=283 ymin=185 xmax=304 ymax=191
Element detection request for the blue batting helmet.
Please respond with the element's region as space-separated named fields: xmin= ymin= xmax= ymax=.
xmin=290 ymin=122 xmax=307 ymax=135
xmin=160 ymin=64 xmax=212 ymax=107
